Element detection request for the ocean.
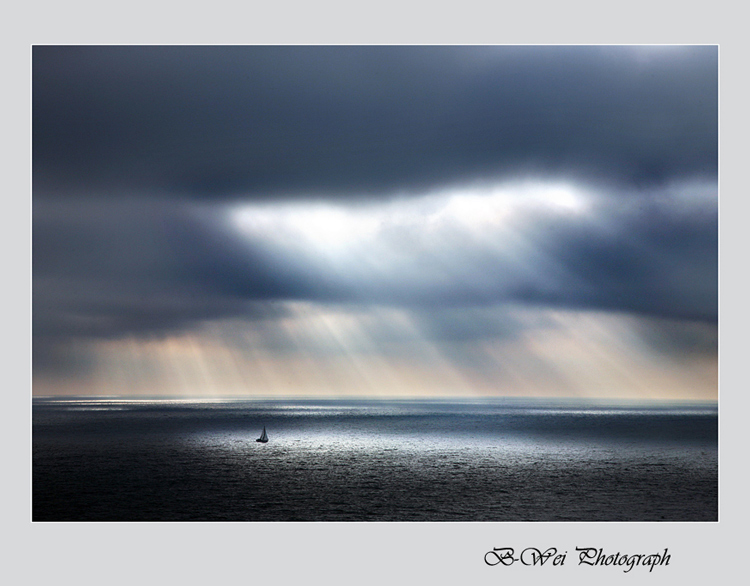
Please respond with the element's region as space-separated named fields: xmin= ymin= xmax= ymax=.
xmin=32 ymin=397 xmax=718 ymax=522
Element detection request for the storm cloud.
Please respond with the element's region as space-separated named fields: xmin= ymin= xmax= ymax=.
xmin=34 ymin=45 xmax=717 ymax=199
xmin=32 ymin=46 xmax=718 ymax=398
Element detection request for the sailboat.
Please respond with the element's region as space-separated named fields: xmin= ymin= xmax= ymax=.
xmin=256 ymin=426 xmax=268 ymax=443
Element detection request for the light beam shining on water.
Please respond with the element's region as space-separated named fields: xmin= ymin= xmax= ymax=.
xmin=32 ymin=299 xmax=717 ymax=401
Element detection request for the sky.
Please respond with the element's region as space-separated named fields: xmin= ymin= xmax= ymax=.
xmin=32 ymin=45 xmax=718 ymax=400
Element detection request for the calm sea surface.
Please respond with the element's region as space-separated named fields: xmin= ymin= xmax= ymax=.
xmin=32 ymin=397 xmax=718 ymax=521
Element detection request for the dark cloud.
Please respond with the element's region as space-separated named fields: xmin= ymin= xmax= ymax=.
xmin=33 ymin=45 xmax=717 ymax=201
xmin=32 ymin=197 xmax=303 ymax=372
xmin=32 ymin=46 xmax=718 ymax=382
xmin=33 ymin=183 xmax=717 ymax=360
xmin=635 ymin=317 xmax=718 ymax=359
xmin=516 ymin=193 xmax=718 ymax=322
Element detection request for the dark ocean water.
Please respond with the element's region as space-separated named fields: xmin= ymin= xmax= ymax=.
xmin=32 ymin=397 xmax=718 ymax=522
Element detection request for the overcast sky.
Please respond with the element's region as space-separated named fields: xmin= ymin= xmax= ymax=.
xmin=32 ymin=45 xmax=718 ymax=400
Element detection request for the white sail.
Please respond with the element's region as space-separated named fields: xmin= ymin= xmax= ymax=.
xmin=257 ymin=426 xmax=268 ymax=442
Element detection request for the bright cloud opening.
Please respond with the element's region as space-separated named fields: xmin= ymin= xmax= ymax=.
xmin=228 ymin=180 xmax=594 ymax=254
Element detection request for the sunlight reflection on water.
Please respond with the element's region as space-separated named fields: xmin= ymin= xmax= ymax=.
xmin=33 ymin=397 xmax=718 ymax=521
